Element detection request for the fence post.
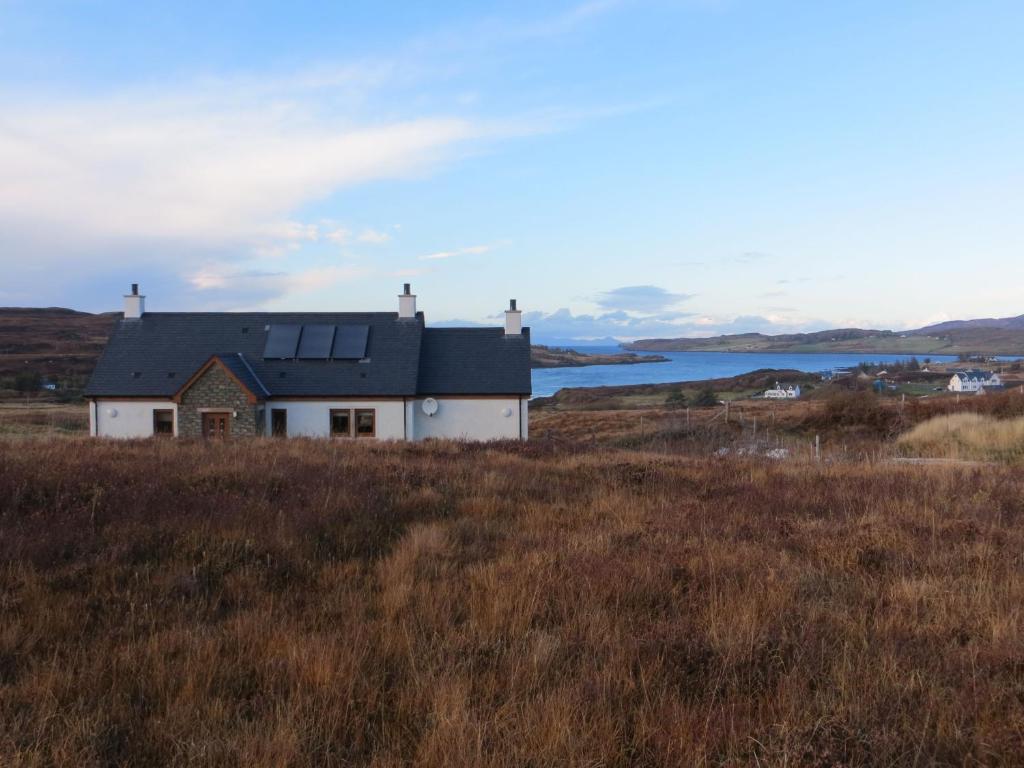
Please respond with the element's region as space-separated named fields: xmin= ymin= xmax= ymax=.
xmin=815 ymin=434 xmax=821 ymax=462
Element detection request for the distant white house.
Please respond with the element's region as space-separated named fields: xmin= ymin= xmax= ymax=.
xmin=764 ymin=382 xmax=801 ymax=399
xmin=947 ymin=370 xmax=1001 ymax=393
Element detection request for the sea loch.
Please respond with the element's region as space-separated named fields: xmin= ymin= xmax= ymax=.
xmin=530 ymin=348 xmax=971 ymax=398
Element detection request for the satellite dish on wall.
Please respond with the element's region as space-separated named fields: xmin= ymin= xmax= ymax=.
xmin=107 ymin=408 xmax=118 ymax=418
xmin=501 ymin=407 xmax=513 ymax=418
xmin=422 ymin=398 xmax=439 ymax=416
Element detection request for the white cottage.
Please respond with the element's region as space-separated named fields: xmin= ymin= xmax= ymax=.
xmin=763 ymin=382 xmax=801 ymax=399
xmin=947 ymin=369 xmax=1001 ymax=393
xmin=86 ymin=284 xmax=530 ymax=440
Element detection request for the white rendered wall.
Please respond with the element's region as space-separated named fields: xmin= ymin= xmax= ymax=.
xmin=411 ymin=397 xmax=526 ymax=441
xmin=91 ymin=397 xmax=528 ymax=440
xmin=92 ymin=400 xmax=177 ymax=438
xmin=264 ymin=400 xmax=406 ymax=439
xmin=949 ymin=377 xmax=983 ymax=392
xmin=405 ymin=399 xmax=417 ymax=437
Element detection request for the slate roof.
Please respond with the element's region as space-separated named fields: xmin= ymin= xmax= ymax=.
xmin=85 ymin=313 xmax=531 ymax=398
xmin=954 ymin=369 xmax=996 ymax=380
xmin=214 ymin=353 xmax=270 ymax=398
xmin=417 ymin=327 xmax=532 ymax=395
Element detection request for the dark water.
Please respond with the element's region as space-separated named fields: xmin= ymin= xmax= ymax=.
xmin=530 ymin=347 xmax=966 ymax=398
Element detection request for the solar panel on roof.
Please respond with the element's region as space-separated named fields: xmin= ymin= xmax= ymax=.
xmin=297 ymin=324 xmax=335 ymax=359
xmin=332 ymin=324 xmax=369 ymax=359
xmin=263 ymin=324 xmax=301 ymax=359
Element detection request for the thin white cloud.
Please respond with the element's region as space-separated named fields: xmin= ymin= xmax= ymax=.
xmin=286 ymin=265 xmax=369 ymax=293
xmin=357 ymin=228 xmax=391 ymax=244
xmin=325 ymin=227 xmax=351 ymax=245
xmin=187 ymin=263 xmax=367 ymax=302
xmin=523 ymin=306 xmax=834 ymax=342
xmin=391 ymin=267 xmax=431 ymax=277
xmin=189 ymin=269 xmax=233 ymax=291
xmin=419 ymin=244 xmax=493 ymax=261
xmin=521 ymin=0 xmax=627 ymax=37
xmin=596 ymin=285 xmax=694 ymax=312
xmin=188 ymin=267 xmax=285 ymax=291
xmin=0 ymin=96 xmax=477 ymax=247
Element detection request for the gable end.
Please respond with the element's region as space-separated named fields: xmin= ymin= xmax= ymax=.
xmin=174 ymin=356 xmax=261 ymax=405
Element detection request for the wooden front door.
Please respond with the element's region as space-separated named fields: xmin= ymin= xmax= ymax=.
xmin=201 ymin=412 xmax=231 ymax=438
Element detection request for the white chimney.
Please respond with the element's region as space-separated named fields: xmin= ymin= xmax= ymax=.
xmin=504 ymin=299 xmax=522 ymax=335
xmin=398 ymin=283 xmax=417 ymax=319
xmin=124 ymin=283 xmax=145 ymax=319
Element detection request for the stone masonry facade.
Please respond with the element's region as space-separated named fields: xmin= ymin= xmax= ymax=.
xmin=178 ymin=363 xmax=260 ymax=437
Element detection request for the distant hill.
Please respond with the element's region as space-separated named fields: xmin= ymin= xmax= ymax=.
xmin=625 ymin=315 xmax=1024 ymax=356
xmin=0 ymin=308 xmax=117 ymax=394
xmin=912 ymin=315 xmax=1024 ymax=334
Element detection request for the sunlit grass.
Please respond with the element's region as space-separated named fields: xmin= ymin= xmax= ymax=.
xmin=898 ymin=412 xmax=1024 ymax=462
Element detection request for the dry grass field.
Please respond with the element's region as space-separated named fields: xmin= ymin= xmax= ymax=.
xmin=0 ymin=402 xmax=90 ymax=436
xmin=898 ymin=413 xmax=1024 ymax=463
xmin=3 ymin=435 xmax=1024 ymax=766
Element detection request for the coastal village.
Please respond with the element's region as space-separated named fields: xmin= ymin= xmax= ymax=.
xmin=760 ymin=363 xmax=1012 ymax=401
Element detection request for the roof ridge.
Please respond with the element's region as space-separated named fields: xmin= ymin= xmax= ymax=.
xmin=232 ymin=352 xmax=271 ymax=397
xmin=140 ymin=311 xmax=400 ymax=317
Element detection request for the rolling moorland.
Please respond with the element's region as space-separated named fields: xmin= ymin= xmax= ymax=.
xmin=624 ymin=314 xmax=1024 ymax=355
xmin=0 ymin=308 xmax=117 ymax=392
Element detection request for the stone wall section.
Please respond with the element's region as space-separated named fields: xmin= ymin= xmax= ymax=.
xmin=178 ymin=363 xmax=259 ymax=437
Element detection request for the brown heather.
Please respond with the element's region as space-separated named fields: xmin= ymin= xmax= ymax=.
xmin=2 ymin=436 xmax=1024 ymax=766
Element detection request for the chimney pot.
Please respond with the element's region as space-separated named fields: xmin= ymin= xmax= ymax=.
xmin=398 ymin=284 xmax=417 ymax=319
xmin=504 ymin=298 xmax=522 ymax=335
xmin=124 ymin=282 xmax=146 ymax=320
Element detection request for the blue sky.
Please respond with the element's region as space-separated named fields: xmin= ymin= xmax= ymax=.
xmin=1 ymin=0 xmax=1022 ymax=341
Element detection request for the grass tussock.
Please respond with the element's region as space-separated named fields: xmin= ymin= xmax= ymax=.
xmin=898 ymin=412 xmax=1024 ymax=462
xmin=3 ymin=437 xmax=1024 ymax=765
